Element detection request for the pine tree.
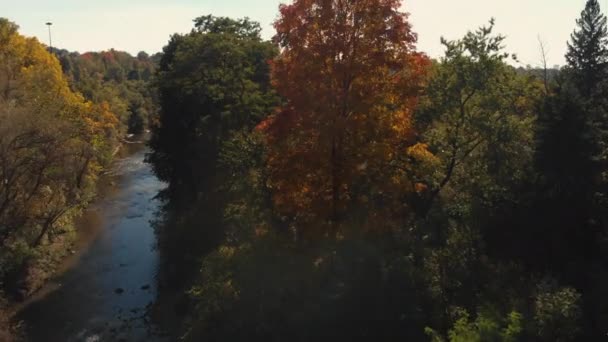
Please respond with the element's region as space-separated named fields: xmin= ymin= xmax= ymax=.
xmin=531 ymin=3 xmax=608 ymax=334
xmin=566 ymin=0 xmax=608 ymax=95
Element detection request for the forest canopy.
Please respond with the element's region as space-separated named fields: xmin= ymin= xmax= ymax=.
xmin=3 ymin=0 xmax=608 ymax=341
xmin=147 ymin=1 xmax=608 ymax=341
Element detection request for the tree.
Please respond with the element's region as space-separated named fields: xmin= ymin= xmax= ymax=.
xmin=534 ymin=95 xmax=592 ymax=279
xmin=0 ymin=18 xmax=118 ymax=296
xmin=531 ymin=4 xmax=608 ymax=337
xmin=147 ymin=16 xmax=277 ymax=202
xmin=426 ymin=311 xmax=523 ymax=342
xmin=414 ymin=21 xmax=542 ymax=335
xmin=145 ymin=16 xmax=278 ymax=291
xmin=415 ymin=20 xmax=539 ymax=221
xmin=261 ymin=0 xmax=430 ymax=236
xmin=532 ymin=0 xmax=608 ymax=278
xmin=566 ymin=0 xmax=608 ymax=95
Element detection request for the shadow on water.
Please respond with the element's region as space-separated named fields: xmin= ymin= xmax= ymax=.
xmin=15 ymin=142 xmax=168 ymax=342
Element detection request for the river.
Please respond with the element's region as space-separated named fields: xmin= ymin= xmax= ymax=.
xmin=15 ymin=142 xmax=168 ymax=342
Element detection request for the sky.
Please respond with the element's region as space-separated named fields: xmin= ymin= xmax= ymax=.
xmin=0 ymin=0 xmax=599 ymax=67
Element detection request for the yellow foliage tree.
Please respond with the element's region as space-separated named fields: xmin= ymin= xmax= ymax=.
xmin=0 ymin=18 xmax=118 ymax=254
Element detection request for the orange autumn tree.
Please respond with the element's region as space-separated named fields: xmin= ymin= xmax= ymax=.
xmin=262 ymin=0 xmax=430 ymax=235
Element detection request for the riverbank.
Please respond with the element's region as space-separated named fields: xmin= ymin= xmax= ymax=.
xmin=4 ymin=137 xmax=142 ymax=306
xmin=8 ymin=140 xmax=167 ymax=341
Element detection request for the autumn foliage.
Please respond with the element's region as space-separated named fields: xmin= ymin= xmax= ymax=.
xmin=0 ymin=19 xmax=119 ymax=297
xmin=261 ymin=0 xmax=430 ymax=233
xmin=145 ymin=1 xmax=608 ymax=341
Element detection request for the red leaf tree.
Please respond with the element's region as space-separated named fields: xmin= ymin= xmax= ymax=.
xmin=262 ymin=0 xmax=430 ymax=236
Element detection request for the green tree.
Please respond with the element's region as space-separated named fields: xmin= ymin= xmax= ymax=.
xmin=426 ymin=310 xmax=523 ymax=342
xmin=533 ymin=80 xmax=598 ymax=273
xmin=566 ymin=0 xmax=608 ymax=95
xmin=531 ymin=2 xmax=608 ymax=337
xmin=416 ymin=20 xmax=539 ymax=219
xmin=146 ymin=16 xmax=278 ymax=301
xmin=533 ymin=279 xmax=582 ymax=342
xmin=148 ymin=15 xmax=277 ymax=202
xmin=415 ymin=21 xmax=541 ymax=335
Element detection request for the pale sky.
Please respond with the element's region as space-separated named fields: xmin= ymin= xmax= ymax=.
xmin=0 ymin=0 xmax=599 ymax=66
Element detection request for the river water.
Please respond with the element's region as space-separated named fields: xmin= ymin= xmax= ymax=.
xmin=15 ymin=143 xmax=167 ymax=341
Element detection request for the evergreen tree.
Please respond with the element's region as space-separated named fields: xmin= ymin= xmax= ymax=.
xmin=563 ymin=1 xmax=608 ymax=232
xmin=531 ymin=2 xmax=608 ymax=337
xmin=566 ymin=0 xmax=608 ymax=95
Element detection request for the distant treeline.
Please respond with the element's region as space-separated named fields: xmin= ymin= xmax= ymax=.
xmin=53 ymin=48 xmax=160 ymax=135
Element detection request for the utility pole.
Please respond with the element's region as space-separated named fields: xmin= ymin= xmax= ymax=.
xmin=45 ymin=22 xmax=53 ymax=53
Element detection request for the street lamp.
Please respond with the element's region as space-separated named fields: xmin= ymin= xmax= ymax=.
xmin=45 ymin=22 xmax=53 ymax=52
